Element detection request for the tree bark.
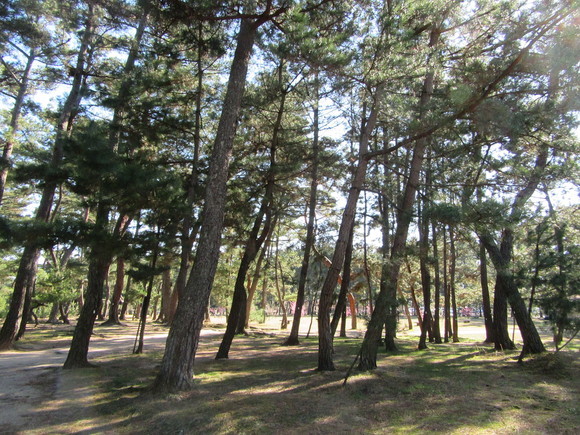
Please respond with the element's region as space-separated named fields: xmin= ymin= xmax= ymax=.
xmin=0 ymin=4 xmax=95 ymax=350
xmin=450 ymin=226 xmax=459 ymax=343
xmin=317 ymin=88 xmax=382 ymax=371
xmin=358 ymin=27 xmax=441 ymax=370
xmin=443 ymin=227 xmax=451 ymax=342
xmin=479 ymin=240 xmax=494 ymax=343
xmin=418 ymin=202 xmax=432 ymax=350
xmin=431 ymin=222 xmax=442 ymax=343
xmin=0 ymin=48 xmax=36 ymax=205
xmin=330 ymin=225 xmax=354 ymax=337
xmin=153 ymin=14 xmax=261 ymax=391
xmin=216 ymin=64 xmax=283 ymax=358
xmin=104 ymin=257 xmax=126 ymax=325
xmin=285 ymin=72 xmax=320 ymax=345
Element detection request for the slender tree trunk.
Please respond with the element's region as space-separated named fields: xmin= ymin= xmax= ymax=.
xmin=443 ymin=227 xmax=451 ymax=342
xmin=431 ymin=223 xmax=442 ymax=343
xmin=285 ymin=73 xmax=320 ymax=345
xmin=330 ymin=226 xmax=354 ymax=337
xmin=406 ymin=261 xmax=423 ymax=328
xmin=0 ymin=5 xmax=95 ymax=350
xmin=0 ymin=48 xmax=36 ymax=205
xmin=134 ymin=229 xmax=160 ymax=354
xmin=168 ymin=22 xmax=204 ymax=324
xmin=274 ymin=239 xmax=288 ymax=330
xmin=479 ymin=240 xmax=494 ymax=343
xmin=154 ymin=15 xmax=261 ymax=391
xmin=382 ymin=222 xmax=397 ymax=351
xmin=15 ymin=279 xmax=34 ymax=340
xmin=450 ymin=226 xmax=459 ymax=343
xmin=245 ymin=238 xmax=268 ymax=328
xmin=363 ymin=192 xmax=374 ymax=314
xmin=159 ymin=266 xmax=172 ymax=323
xmin=216 ymin=68 xmax=282 ymax=357
xmin=104 ymin=257 xmax=126 ymax=325
xmin=318 ymin=88 xmax=382 ymax=371
xmin=340 ymin=306 xmax=347 ymax=337
xmin=397 ymin=287 xmax=413 ymax=330
xmin=418 ymin=203 xmax=433 ymax=350
xmin=358 ymin=28 xmax=441 ymax=370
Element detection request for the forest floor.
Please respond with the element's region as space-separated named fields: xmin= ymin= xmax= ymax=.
xmin=0 ymin=316 xmax=578 ymax=434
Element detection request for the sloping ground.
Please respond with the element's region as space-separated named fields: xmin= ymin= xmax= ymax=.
xmin=0 ymin=318 xmax=578 ymax=434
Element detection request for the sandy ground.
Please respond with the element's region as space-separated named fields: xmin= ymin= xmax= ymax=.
xmin=0 ymin=315 xmax=548 ymax=434
xmin=0 ymin=322 xmax=173 ymax=434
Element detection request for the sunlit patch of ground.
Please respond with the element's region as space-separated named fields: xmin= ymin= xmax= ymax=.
xmin=1 ymin=316 xmax=577 ymax=434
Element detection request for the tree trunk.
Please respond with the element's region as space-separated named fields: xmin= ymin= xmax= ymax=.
xmin=479 ymin=240 xmax=494 ymax=343
xmin=0 ymin=48 xmax=36 ymax=205
xmin=48 ymin=302 xmax=60 ymax=324
xmin=158 ymin=265 xmax=172 ymax=324
xmin=0 ymin=5 xmax=94 ymax=350
xmin=450 ymin=226 xmax=459 ymax=343
xmin=330 ymin=225 xmax=354 ymax=337
xmin=397 ymin=287 xmax=413 ymax=330
xmin=407 ymin=261 xmax=423 ymax=328
xmin=492 ymin=277 xmax=514 ymax=350
xmin=443 ymin=227 xmax=451 ymax=342
xmin=274 ymin=242 xmax=288 ymax=330
xmin=481 ymin=232 xmax=545 ymax=354
xmin=134 ymin=229 xmax=160 ymax=355
xmin=358 ymin=28 xmax=440 ymax=370
xmin=431 ymin=222 xmax=442 ymax=343
xmin=317 ymin=88 xmax=382 ymax=371
xmin=284 ymin=72 xmax=320 ymax=345
xmin=245 ymin=238 xmax=268 ymax=328
xmin=363 ymin=192 xmax=374 ymax=314
xmin=153 ymin=15 xmax=260 ymax=391
xmin=15 ymin=279 xmax=35 ymax=340
xmin=104 ymin=257 xmax=126 ymax=325
xmin=216 ymin=66 xmax=282 ymax=357
xmin=418 ymin=203 xmax=432 ymax=350
xmin=64 ymin=204 xmax=111 ymax=368
xmin=168 ymin=21 xmax=204 ymax=324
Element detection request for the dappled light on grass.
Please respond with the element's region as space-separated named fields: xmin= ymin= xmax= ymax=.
xmin=2 ymin=320 xmax=578 ymax=434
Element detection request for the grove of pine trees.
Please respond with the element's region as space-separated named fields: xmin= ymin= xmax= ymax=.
xmin=0 ymin=0 xmax=578 ymax=392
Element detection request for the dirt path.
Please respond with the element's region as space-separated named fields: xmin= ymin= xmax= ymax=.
xmin=0 ymin=322 xmax=174 ymax=434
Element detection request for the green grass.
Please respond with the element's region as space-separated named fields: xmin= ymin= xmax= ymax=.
xmin=7 ymin=320 xmax=580 ymax=434
xmin=90 ymin=336 xmax=578 ymax=434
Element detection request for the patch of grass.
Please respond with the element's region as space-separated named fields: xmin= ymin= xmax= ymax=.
xmin=7 ymin=319 xmax=579 ymax=434
xmin=76 ymin=331 xmax=579 ymax=435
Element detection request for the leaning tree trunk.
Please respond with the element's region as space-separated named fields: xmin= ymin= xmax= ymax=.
xmin=0 ymin=6 xmax=95 ymax=350
xmin=64 ymin=7 xmax=149 ymax=368
xmin=168 ymin=21 xmax=205 ymax=324
xmin=317 ymin=88 xmax=382 ymax=371
xmin=215 ymin=73 xmax=281 ymax=358
xmin=64 ymin=204 xmax=111 ymax=368
xmin=153 ymin=14 xmax=262 ymax=391
xmin=358 ymin=27 xmax=440 ymax=371
xmin=330 ymin=225 xmax=354 ymax=337
xmin=0 ymin=47 xmax=36 ymax=205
